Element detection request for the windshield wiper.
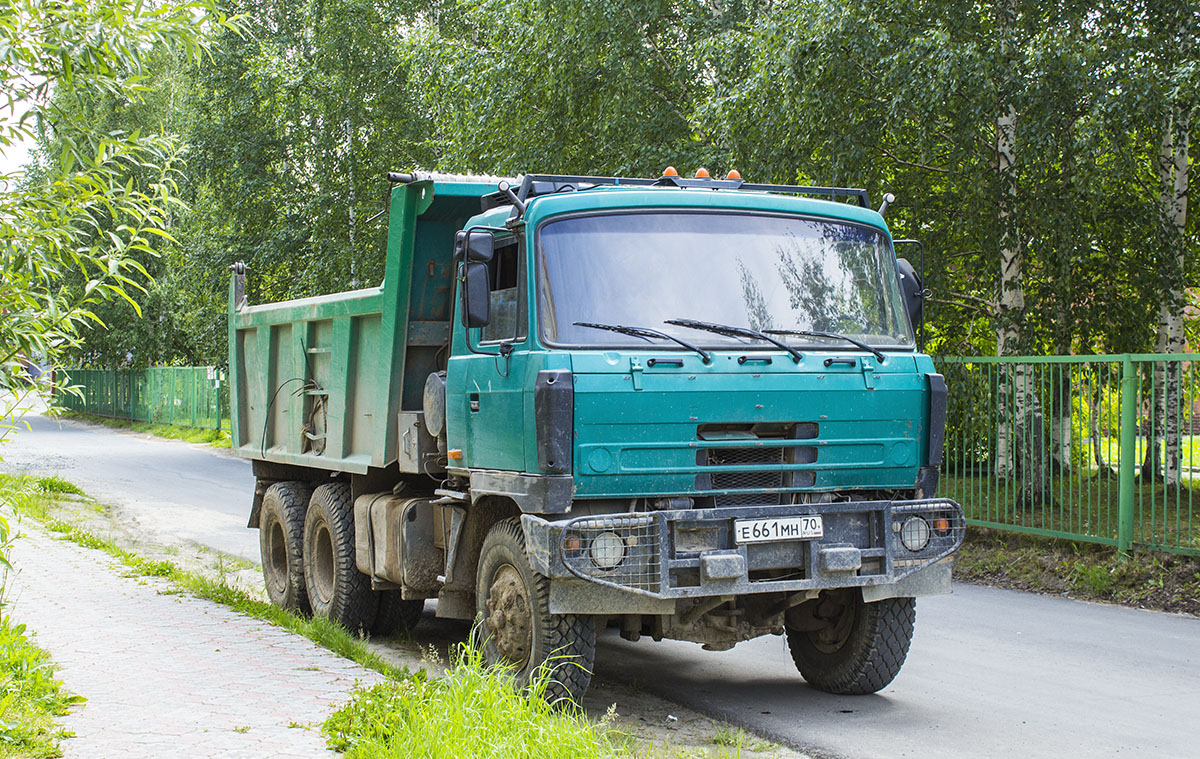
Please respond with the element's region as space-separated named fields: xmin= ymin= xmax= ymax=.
xmin=763 ymin=329 xmax=886 ymax=363
xmin=666 ymin=318 xmax=803 ymax=363
xmin=574 ymin=322 xmax=712 ymax=363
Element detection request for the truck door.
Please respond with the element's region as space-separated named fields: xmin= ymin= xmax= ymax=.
xmin=451 ymin=232 xmax=529 ymax=471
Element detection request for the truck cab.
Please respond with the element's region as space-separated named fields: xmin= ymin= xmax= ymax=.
xmin=228 ymin=170 xmax=962 ymax=703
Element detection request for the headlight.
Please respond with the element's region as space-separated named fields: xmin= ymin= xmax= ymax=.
xmin=590 ymin=531 xmax=626 ymax=570
xmin=899 ymin=516 xmax=931 ymax=551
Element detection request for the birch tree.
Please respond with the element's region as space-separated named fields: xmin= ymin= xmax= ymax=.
xmin=1099 ymin=0 xmax=1200 ymax=485
xmin=1148 ymin=4 xmax=1196 ymax=487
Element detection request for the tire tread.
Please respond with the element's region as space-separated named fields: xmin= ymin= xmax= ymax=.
xmin=259 ymin=481 xmax=312 ymax=614
xmin=305 ymin=482 xmax=378 ymax=632
xmin=787 ymin=596 xmax=916 ymax=695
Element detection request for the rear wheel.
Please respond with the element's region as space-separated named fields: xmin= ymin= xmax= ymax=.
xmin=258 ymin=481 xmax=312 ymax=614
xmin=303 ymin=482 xmax=378 ymax=632
xmin=786 ymin=590 xmax=915 ymax=695
xmin=372 ymin=591 xmax=424 ymax=637
xmin=475 ymin=517 xmax=595 ymax=704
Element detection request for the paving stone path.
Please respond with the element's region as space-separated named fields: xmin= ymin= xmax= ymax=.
xmin=6 ymin=522 xmax=382 ymax=758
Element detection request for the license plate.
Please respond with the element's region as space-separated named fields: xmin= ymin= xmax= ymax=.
xmin=734 ymin=515 xmax=824 ymax=544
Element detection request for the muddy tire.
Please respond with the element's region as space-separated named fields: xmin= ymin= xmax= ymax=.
xmin=475 ymin=517 xmax=595 ymax=704
xmin=303 ymin=482 xmax=378 ymax=632
xmin=372 ymin=592 xmax=424 ymax=637
xmin=258 ymin=481 xmax=312 ymax=614
xmin=786 ymin=591 xmax=915 ymax=695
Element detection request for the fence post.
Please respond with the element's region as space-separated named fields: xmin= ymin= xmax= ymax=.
xmin=1117 ymin=355 xmax=1137 ymax=555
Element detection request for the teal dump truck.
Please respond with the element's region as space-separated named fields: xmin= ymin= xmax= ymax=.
xmin=228 ymin=169 xmax=963 ymax=702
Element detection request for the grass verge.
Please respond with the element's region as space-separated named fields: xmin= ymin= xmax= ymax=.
xmin=956 ymin=527 xmax=1200 ymax=615
xmin=53 ymin=411 xmax=230 ymax=448
xmin=0 ymin=614 xmax=84 ymax=759
xmin=324 ymin=645 xmax=627 ymax=759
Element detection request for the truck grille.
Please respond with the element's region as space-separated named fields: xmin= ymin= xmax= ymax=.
xmin=697 ymin=423 xmax=817 ymax=505
xmin=707 ymin=447 xmax=786 ymax=505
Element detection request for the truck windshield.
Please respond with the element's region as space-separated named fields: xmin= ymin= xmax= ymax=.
xmin=537 ymin=212 xmax=914 ymax=349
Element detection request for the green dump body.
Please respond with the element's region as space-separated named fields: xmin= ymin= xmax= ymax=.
xmin=227 ymin=179 xmax=488 ymax=473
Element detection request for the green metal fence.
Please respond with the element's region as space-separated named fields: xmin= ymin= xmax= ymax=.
xmin=59 ymin=367 xmax=229 ymax=432
xmin=941 ymin=354 xmax=1200 ymax=557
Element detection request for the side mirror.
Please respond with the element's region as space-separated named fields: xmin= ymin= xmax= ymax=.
xmin=896 ymin=258 xmax=923 ymax=332
xmin=460 ymin=262 xmax=490 ymax=328
xmin=465 ymin=230 xmax=494 ymax=263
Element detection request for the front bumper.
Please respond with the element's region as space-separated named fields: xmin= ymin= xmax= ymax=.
xmin=522 ymin=498 xmax=963 ymax=600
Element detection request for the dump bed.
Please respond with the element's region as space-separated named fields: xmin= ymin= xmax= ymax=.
xmin=227 ymin=175 xmax=501 ymax=473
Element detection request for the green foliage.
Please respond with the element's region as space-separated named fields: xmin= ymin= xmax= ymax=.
xmin=324 ymin=642 xmax=620 ymax=759
xmin=31 ymin=477 xmax=84 ymax=497
xmin=0 ymin=615 xmax=85 ymax=758
xmin=720 ymin=0 xmax=1198 ymax=355
xmin=0 ymin=0 xmax=238 ymax=408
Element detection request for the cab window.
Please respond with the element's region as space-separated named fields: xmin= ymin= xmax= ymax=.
xmin=480 ymin=237 xmax=526 ymax=344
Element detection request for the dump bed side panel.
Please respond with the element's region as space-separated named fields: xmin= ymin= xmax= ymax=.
xmin=228 ymin=179 xmax=494 ymax=473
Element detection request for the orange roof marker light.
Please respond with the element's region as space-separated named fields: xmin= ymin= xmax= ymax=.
xmin=662 ymin=166 xmax=679 ymax=177
xmin=726 ymin=169 xmax=742 ymax=180
xmin=695 ymin=167 xmax=711 ymax=178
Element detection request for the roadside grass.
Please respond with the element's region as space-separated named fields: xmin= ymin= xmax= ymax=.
xmin=956 ymin=527 xmax=1200 ymax=615
xmin=52 ymin=411 xmax=230 ymax=448
xmin=0 ymin=614 xmax=83 ymax=759
xmin=324 ymin=644 xmax=625 ymax=759
xmin=0 ymin=474 xmax=760 ymax=759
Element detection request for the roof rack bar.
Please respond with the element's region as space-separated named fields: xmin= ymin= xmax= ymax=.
xmin=482 ymin=174 xmax=873 ymax=221
xmin=515 ymin=174 xmax=869 ymax=207
xmin=516 ymin=174 xmax=659 ymax=203
xmin=738 ymin=184 xmax=870 ymax=207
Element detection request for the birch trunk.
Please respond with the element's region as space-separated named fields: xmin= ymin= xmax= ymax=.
xmin=995 ymin=100 xmax=1019 ymax=480
xmin=992 ymin=1 xmax=1047 ymax=506
xmin=1157 ymin=105 xmax=1189 ymax=486
xmin=1050 ymin=370 xmax=1072 ymax=471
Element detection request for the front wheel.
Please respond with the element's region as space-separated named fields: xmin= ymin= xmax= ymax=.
xmin=786 ymin=590 xmax=915 ymax=695
xmin=475 ymin=517 xmax=595 ymax=704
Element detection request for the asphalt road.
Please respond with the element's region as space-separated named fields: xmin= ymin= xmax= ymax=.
xmin=3 ymin=413 xmax=1198 ymax=758
xmin=0 ymin=412 xmax=258 ymax=561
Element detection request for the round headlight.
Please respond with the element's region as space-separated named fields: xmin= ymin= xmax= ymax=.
xmin=590 ymin=531 xmax=626 ymax=570
xmin=899 ymin=516 xmax=931 ymax=551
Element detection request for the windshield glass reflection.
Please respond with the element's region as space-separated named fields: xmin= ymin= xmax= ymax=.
xmin=537 ymin=212 xmax=913 ymax=348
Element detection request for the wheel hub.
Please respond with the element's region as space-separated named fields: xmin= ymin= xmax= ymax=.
xmin=809 ymin=592 xmax=855 ymax=653
xmin=311 ymin=522 xmax=335 ymax=605
xmin=267 ymin=521 xmax=287 ymax=593
xmin=486 ymin=564 xmax=532 ymax=666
